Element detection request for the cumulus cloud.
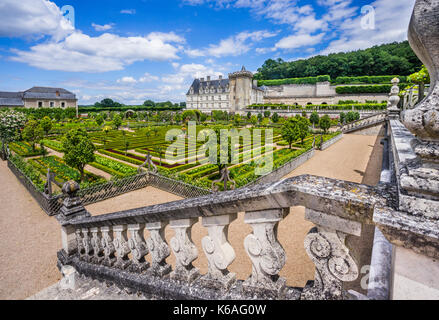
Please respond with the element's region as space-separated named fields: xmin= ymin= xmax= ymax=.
xmin=117 ymin=76 xmax=137 ymax=84
xmin=92 ymin=23 xmax=114 ymax=31
xmin=10 ymin=31 xmax=185 ymax=72
xmin=275 ymin=33 xmax=326 ymax=50
xmin=320 ymin=0 xmax=415 ymax=55
xmin=187 ymin=30 xmax=278 ymax=58
xmin=0 ymin=0 xmax=74 ymax=40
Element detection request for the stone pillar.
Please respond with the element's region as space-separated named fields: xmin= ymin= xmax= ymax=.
xmin=58 ymin=181 xmax=90 ymax=257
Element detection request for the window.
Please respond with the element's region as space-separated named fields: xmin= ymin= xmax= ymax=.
xmin=61 ymin=102 xmax=65 ymax=108
xmin=38 ymin=101 xmax=43 ymax=108
xmin=50 ymin=101 xmax=55 ymax=108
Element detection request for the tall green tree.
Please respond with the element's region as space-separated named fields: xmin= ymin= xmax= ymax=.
xmin=62 ymin=128 xmax=96 ymax=182
xmin=113 ymin=114 xmax=122 ymax=129
xmin=40 ymin=116 xmax=53 ymax=136
xmin=310 ymin=112 xmax=320 ymax=128
xmin=22 ymin=120 xmax=44 ymax=151
xmin=319 ymin=115 xmax=331 ymax=133
xmin=281 ymin=118 xmax=301 ymax=149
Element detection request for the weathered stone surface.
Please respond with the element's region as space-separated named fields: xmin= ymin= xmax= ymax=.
xmin=201 ymin=213 xmax=237 ymax=291
xmin=113 ymin=225 xmax=131 ymax=270
xmin=169 ymin=218 xmax=200 ymax=283
xmin=101 ymin=226 xmax=116 ymax=267
xmin=374 ymin=206 xmax=439 ymax=259
xmin=301 ymin=225 xmax=359 ymax=300
xmin=128 ymin=224 xmax=149 ymax=272
xmin=405 ymin=0 xmax=439 ymax=142
xmin=145 ymin=221 xmax=171 ymax=277
xmin=90 ymin=227 xmax=104 ymax=264
xmin=243 ymin=209 xmax=288 ymax=299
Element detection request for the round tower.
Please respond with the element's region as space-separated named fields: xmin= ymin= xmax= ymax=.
xmin=228 ymin=66 xmax=253 ymax=113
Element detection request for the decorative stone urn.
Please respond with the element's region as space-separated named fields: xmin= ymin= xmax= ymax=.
xmin=404 ymin=0 xmax=439 ymax=144
xmin=398 ymin=0 xmax=439 ymax=208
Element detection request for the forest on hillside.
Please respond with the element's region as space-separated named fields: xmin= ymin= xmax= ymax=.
xmin=254 ymin=41 xmax=422 ymax=80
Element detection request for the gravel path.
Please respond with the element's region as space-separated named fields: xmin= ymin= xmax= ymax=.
xmin=0 ymin=132 xmax=383 ymax=299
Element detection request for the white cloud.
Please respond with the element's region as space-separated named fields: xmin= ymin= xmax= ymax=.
xmin=320 ymin=0 xmax=415 ymax=55
xmin=120 ymin=9 xmax=136 ymax=14
xmin=10 ymin=31 xmax=185 ymax=72
xmin=117 ymin=76 xmax=137 ymax=84
xmin=189 ymin=30 xmax=278 ymax=58
xmin=92 ymin=23 xmax=114 ymax=31
xmin=275 ymin=33 xmax=326 ymax=50
xmin=0 ymin=0 xmax=74 ymax=40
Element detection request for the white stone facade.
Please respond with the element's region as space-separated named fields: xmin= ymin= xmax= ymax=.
xmin=186 ymin=67 xmax=264 ymax=113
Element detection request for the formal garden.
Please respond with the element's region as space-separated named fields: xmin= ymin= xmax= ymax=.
xmin=0 ymin=106 xmax=344 ymax=200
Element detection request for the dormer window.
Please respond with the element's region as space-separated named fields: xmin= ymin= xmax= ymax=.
xmin=56 ymin=90 xmax=60 ymax=97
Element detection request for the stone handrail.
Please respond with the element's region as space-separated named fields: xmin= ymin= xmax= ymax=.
xmin=342 ymin=113 xmax=386 ymax=133
xmin=57 ymin=174 xmax=394 ymax=300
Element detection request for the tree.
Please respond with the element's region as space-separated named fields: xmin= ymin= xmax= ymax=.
xmin=250 ymin=115 xmax=258 ymax=126
xmin=113 ymin=114 xmax=122 ymax=129
xmin=319 ymin=115 xmax=331 ymax=133
xmin=62 ymin=128 xmax=96 ymax=182
xmin=264 ymin=110 xmax=271 ymax=118
xmin=339 ymin=112 xmax=346 ymax=124
xmin=0 ymin=110 xmax=26 ymax=143
xmin=281 ymin=118 xmax=301 ymax=149
xmin=297 ymin=117 xmax=310 ymax=144
xmin=310 ymin=112 xmax=320 ymax=128
xmin=234 ymin=114 xmax=241 ymax=126
xmin=40 ymin=116 xmax=52 ymax=136
xmin=408 ymin=65 xmax=430 ymax=101
xmin=247 ymin=111 xmax=252 ymax=120
xmin=271 ymin=112 xmax=279 ymax=123
xmin=143 ymin=100 xmax=155 ymax=107
xmin=257 ymin=113 xmax=263 ymax=123
xmin=95 ymin=114 xmax=104 ymax=126
xmin=22 ymin=120 xmax=44 ymax=151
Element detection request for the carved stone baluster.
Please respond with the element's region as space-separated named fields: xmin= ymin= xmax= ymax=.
xmin=101 ymin=226 xmax=116 ymax=267
xmin=90 ymin=227 xmax=104 ymax=264
xmin=145 ymin=221 xmax=171 ymax=277
xmin=81 ymin=228 xmax=93 ymax=262
xmin=169 ymin=218 xmax=199 ymax=283
xmin=128 ymin=224 xmax=149 ymax=272
xmin=113 ymin=225 xmax=131 ymax=269
xmin=76 ymin=229 xmax=85 ymax=259
xmin=243 ymin=208 xmax=289 ymax=298
xmin=201 ymin=214 xmax=237 ymax=291
xmin=301 ymin=208 xmax=360 ymax=300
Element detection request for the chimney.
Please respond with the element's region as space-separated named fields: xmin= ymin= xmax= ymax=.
xmin=219 ymin=75 xmax=223 ymax=80
xmin=207 ymin=76 xmax=211 ymax=81
xmin=200 ymin=77 xmax=204 ymax=82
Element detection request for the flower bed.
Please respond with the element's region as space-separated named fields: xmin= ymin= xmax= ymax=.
xmin=90 ymin=155 xmax=137 ymax=178
xmin=9 ymin=141 xmax=44 ymax=157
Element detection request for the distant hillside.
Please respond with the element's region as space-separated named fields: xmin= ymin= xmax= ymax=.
xmin=254 ymin=41 xmax=422 ymax=80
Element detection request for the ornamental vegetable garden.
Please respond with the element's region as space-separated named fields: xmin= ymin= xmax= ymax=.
xmin=3 ymin=109 xmax=343 ymax=194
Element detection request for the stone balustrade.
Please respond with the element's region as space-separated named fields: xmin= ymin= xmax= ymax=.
xmin=56 ymin=174 xmax=394 ymax=300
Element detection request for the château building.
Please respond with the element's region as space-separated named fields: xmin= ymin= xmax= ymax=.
xmin=186 ymin=66 xmax=264 ymax=113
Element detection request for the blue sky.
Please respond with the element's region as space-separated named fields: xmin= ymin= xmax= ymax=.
xmin=0 ymin=0 xmax=415 ymax=105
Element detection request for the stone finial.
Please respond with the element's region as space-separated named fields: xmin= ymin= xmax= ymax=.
xmin=404 ymin=0 xmax=439 ymax=143
xmin=387 ymin=78 xmax=401 ymax=119
xmin=59 ymin=180 xmax=89 ymax=221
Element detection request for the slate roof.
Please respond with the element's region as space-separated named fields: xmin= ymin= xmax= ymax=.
xmin=23 ymin=87 xmax=76 ymax=100
xmin=187 ymin=78 xmax=230 ymax=95
xmin=0 ymin=92 xmax=24 ymax=107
